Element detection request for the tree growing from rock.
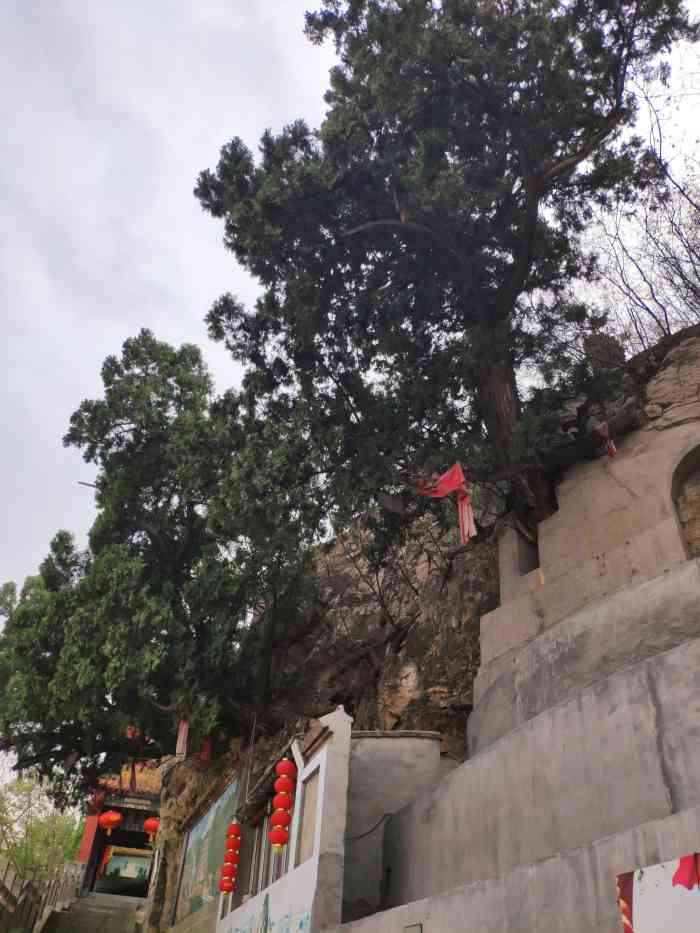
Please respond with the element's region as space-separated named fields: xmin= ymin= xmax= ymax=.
xmin=196 ymin=0 xmax=696 ymax=524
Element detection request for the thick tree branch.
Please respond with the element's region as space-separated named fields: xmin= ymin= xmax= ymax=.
xmin=341 ymin=219 xmax=463 ymax=264
xmin=540 ymin=108 xmax=625 ymax=186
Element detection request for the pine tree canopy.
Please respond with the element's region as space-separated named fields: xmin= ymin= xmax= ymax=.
xmin=196 ymin=0 xmax=696 ymax=521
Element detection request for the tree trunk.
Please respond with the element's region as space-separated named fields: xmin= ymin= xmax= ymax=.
xmin=480 ymin=360 xmax=520 ymax=456
xmin=478 ymin=358 xmax=556 ymax=523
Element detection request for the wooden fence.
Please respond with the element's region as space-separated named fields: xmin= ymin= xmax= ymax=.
xmin=0 ymin=858 xmax=84 ymax=933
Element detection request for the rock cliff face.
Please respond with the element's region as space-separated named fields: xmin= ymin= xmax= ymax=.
xmin=642 ymin=332 xmax=700 ymax=430
xmin=643 ymin=333 xmax=700 ymax=556
xmin=315 ymin=525 xmax=499 ymax=758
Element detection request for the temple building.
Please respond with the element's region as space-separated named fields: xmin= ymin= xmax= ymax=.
xmin=77 ymin=761 xmax=161 ymax=900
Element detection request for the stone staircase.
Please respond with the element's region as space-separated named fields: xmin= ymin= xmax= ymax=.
xmin=43 ymin=892 xmax=143 ymax=933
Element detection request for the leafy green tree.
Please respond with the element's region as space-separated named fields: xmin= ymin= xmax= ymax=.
xmin=0 ymin=583 xmax=16 ymax=622
xmin=196 ymin=0 xmax=696 ymax=522
xmin=0 ymin=775 xmax=83 ymax=877
xmin=0 ymin=331 xmax=324 ymax=803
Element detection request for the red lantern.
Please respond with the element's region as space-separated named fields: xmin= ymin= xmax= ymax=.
xmin=98 ymin=811 xmax=124 ymax=837
xmin=225 ymin=837 xmax=240 ymax=852
xmin=271 ymin=810 xmax=291 ymax=828
xmin=226 ymin=821 xmax=242 ymax=838
xmin=272 ymin=793 xmax=292 ymax=811
xmin=275 ymin=757 xmax=298 ymax=779
xmin=224 ymin=850 xmax=240 ymax=865
xmin=221 ymin=863 xmax=237 ymax=879
xmin=269 ymin=826 xmax=289 ymax=852
xmin=143 ymin=816 xmax=160 ymax=843
xmin=219 ymin=878 xmax=235 ymax=894
xmin=274 ymin=775 xmax=295 ymax=795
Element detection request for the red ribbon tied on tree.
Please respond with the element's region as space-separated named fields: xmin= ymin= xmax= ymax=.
xmin=416 ymin=462 xmax=477 ymax=545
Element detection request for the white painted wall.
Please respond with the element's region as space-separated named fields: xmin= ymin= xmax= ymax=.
xmin=634 ymin=858 xmax=700 ymax=933
xmin=217 ymin=743 xmax=328 ymax=933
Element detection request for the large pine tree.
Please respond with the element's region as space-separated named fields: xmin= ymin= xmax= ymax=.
xmin=196 ymin=0 xmax=696 ymax=522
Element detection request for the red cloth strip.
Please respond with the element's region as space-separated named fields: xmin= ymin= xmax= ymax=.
xmin=617 ymin=872 xmax=634 ymax=932
xmin=416 ymin=462 xmax=477 ymax=545
xmin=672 ymin=853 xmax=700 ymax=889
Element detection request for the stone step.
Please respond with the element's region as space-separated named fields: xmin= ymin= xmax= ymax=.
xmin=471 ymin=557 xmax=700 ymax=753
xmin=336 ymin=802 xmax=700 ymax=933
xmin=479 ymin=517 xmax=686 ymax=669
xmin=43 ymin=893 xmax=143 ymax=933
xmin=381 ymin=633 xmax=700 ymax=906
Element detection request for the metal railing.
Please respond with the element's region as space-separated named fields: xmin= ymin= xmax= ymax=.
xmin=0 ymin=858 xmax=85 ymax=933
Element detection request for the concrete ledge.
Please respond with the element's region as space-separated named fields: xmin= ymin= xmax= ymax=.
xmin=370 ymin=634 xmax=700 ymax=910
xmin=480 ymin=517 xmax=687 ymax=668
xmin=331 ymin=803 xmax=700 ymax=933
xmin=350 ymin=731 xmax=442 ymax=741
xmin=471 ymin=558 xmax=700 ymax=752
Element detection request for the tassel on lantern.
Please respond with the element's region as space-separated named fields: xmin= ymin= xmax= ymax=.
xmin=269 ymin=826 xmax=290 ymax=852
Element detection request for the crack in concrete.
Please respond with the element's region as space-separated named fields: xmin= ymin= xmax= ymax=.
xmin=644 ymin=661 xmax=679 ymax=815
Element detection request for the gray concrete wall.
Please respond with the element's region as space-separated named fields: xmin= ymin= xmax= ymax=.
xmin=329 ymin=803 xmax=700 ymax=933
xmin=343 ymin=733 xmax=442 ymax=922
xmin=378 ymin=632 xmax=700 ymax=911
xmin=472 ymin=421 xmax=700 ymax=755
xmin=489 ymin=422 xmax=699 ymax=627
xmin=470 ymin=557 xmax=700 ymax=751
xmin=311 ymin=706 xmax=354 ymax=932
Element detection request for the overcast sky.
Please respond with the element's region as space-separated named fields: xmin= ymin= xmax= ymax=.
xmin=1 ymin=3 xmax=698 ymax=591
xmin=1 ymin=1 xmax=336 ymax=589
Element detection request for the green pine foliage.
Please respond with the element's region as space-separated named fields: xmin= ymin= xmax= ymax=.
xmin=196 ymin=0 xmax=696 ymax=520
xmin=0 ymin=331 xmax=322 ymax=805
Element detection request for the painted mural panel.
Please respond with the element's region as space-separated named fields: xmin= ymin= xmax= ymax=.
xmin=616 ymin=851 xmax=700 ymax=932
xmin=176 ymin=778 xmax=239 ymax=923
xmin=219 ymin=855 xmax=316 ymax=933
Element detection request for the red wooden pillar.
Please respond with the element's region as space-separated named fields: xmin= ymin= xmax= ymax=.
xmin=77 ymin=813 xmax=100 ymax=863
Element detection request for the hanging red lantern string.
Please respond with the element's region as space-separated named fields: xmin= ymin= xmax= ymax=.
xmin=269 ymin=757 xmax=298 ymax=853
xmin=220 ymin=820 xmax=242 ymax=899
